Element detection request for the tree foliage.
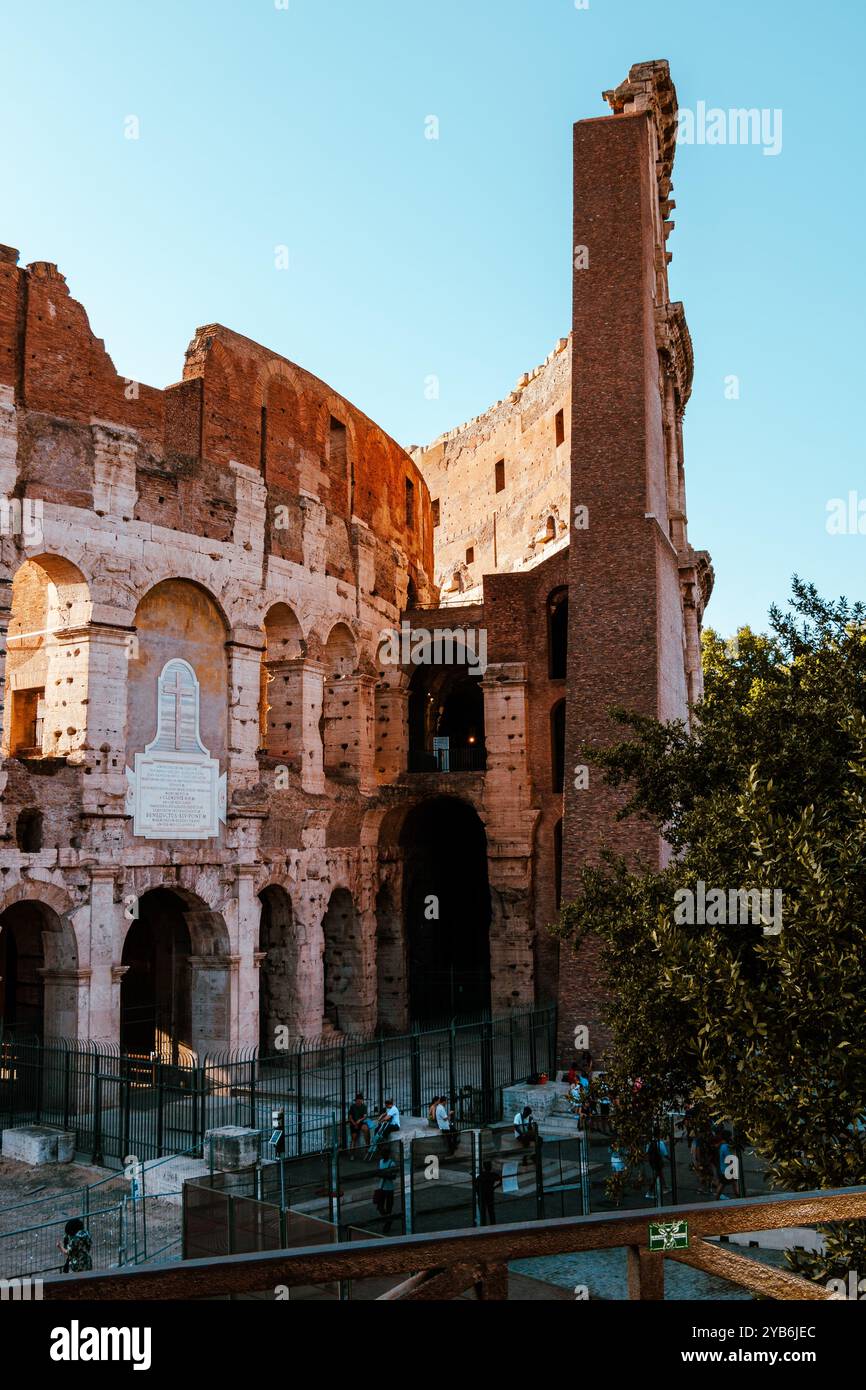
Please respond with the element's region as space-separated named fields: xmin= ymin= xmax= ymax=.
xmin=556 ymin=580 xmax=866 ymax=1279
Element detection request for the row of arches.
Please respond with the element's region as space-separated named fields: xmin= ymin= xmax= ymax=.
xmin=0 ymin=797 xmax=495 ymax=1050
xmin=1 ymin=556 xmax=369 ymax=774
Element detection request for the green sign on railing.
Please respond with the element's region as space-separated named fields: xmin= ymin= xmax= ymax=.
xmin=648 ymin=1219 xmax=689 ymax=1252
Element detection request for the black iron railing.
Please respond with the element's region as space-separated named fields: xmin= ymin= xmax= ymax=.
xmin=0 ymin=1005 xmax=556 ymax=1167
xmin=407 ymin=746 xmax=487 ymax=773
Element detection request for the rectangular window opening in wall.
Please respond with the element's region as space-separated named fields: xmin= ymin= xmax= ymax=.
xmin=11 ymin=687 xmax=45 ymax=757
xmin=405 ymin=477 xmax=415 ymax=528
xmin=495 ymin=459 xmax=505 ymax=493
xmin=329 ymin=416 xmax=348 ymax=470
xmin=555 ymin=410 xmax=565 ymax=448
xmin=465 ymin=546 xmax=474 ymax=565
xmin=432 ymin=498 xmax=440 ymax=528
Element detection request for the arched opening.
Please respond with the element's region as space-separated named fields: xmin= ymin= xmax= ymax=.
xmin=407 ymin=657 xmax=486 ymax=773
xmin=551 ymin=699 xmax=566 ymax=793
xmin=321 ymin=887 xmax=363 ymax=1035
xmin=120 ymin=889 xmax=193 ymax=1061
xmin=2 ymin=555 xmax=91 ymax=760
xmin=260 ymin=603 xmax=304 ymax=757
xmin=548 ymin=586 xmax=568 ymax=680
xmin=258 ymin=885 xmax=297 ymax=1052
xmin=321 ymin=623 xmax=358 ymax=777
xmin=130 ymin=580 xmax=229 ymax=802
xmin=0 ymin=904 xmax=44 ymax=1037
xmin=401 ymin=797 xmax=491 ymax=1021
xmin=0 ymin=898 xmax=78 ymax=1039
xmin=375 ymin=882 xmax=408 ymax=1035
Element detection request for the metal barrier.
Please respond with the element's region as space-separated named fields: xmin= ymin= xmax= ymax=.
xmin=410 ymin=1132 xmax=476 ymax=1233
xmin=0 ymin=1202 xmax=124 ymax=1281
xmin=0 ymin=1005 xmax=555 ymax=1164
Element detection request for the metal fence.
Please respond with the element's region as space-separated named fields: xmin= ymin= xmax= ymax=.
xmin=0 ymin=1005 xmax=555 ymax=1167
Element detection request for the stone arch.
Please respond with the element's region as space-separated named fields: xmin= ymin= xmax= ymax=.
xmin=323 ymin=621 xmax=357 ymax=678
xmin=322 ymin=622 xmax=359 ymax=777
xmin=257 ymin=883 xmax=300 ymax=1051
xmin=375 ymin=878 xmax=408 ymax=1035
xmin=260 ymin=602 xmax=305 ymax=757
xmin=129 ymin=578 xmax=230 ymax=787
xmin=321 ymin=886 xmax=369 ymax=1036
xmin=3 ymin=554 xmax=92 ymax=760
xmin=0 ymin=890 xmax=80 ymax=1039
xmin=407 ymin=639 xmax=486 ymax=773
xmin=119 ymin=885 xmax=231 ymax=1061
xmin=397 ymin=795 xmax=492 ymax=1021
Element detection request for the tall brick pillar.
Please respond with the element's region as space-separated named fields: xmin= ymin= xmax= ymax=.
xmin=559 ymin=62 xmax=699 ymax=1061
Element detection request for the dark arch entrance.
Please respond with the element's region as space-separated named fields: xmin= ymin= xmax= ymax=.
xmin=0 ymin=898 xmax=78 ymax=1039
xmin=407 ymin=662 xmax=486 ymax=772
xmin=120 ymin=889 xmax=192 ymax=1060
xmin=258 ymin=885 xmax=296 ymax=1052
xmin=0 ymin=903 xmax=46 ymax=1037
xmin=400 ymin=797 xmax=491 ymax=1021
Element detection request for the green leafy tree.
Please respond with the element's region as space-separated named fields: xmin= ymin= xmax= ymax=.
xmin=556 ymin=580 xmax=866 ymax=1281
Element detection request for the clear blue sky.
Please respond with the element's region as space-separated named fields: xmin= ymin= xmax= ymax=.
xmin=2 ymin=0 xmax=863 ymax=637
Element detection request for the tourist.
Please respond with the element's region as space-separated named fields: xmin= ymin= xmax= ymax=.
xmin=347 ymin=1092 xmax=370 ymax=1150
xmin=514 ymin=1104 xmax=536 ymax=1163
xmin=435 ymin=1095 xmax=460 ymax=1154
xmin=58 ymin=1218 xmax=92 ymax=1274
xmin=565 ymin=1062 xmax=579 ymax=1087
xmin=375 ymin=1144 xmax=398 ymax=1234
xmin=475 ymin=1160 xmax=502 ymax=1225
xmin=379 ymin=1097 xmax=401 ymax=1134
xmin=713 ymin=1129 xmax=737 ymax=1200
xmin=644 ymin=1135 xmax=669 ymax=1201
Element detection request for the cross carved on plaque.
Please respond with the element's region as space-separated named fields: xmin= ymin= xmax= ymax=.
xmin=163 ymin=666 xmax=187 ymax=750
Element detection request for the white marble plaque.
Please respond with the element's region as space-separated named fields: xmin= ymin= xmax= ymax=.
xmin=126 ymin=658 xmax=226 ymax=840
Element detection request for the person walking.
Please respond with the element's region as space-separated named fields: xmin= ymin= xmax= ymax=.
xmin=376 ymin=1143 xmax=398 ymax=1234
xmin=475 ymin=1161 xmax=502 ymax=1226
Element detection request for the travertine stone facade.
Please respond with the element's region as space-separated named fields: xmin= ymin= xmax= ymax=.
xmin=0 ymin=60 xmax=711 ymax=1064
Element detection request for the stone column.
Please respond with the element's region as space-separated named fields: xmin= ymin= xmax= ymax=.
xmin=375 ymin=684 xmax=408 ymax=783
xmin=79 ymin=624 xmax=133 ymax=819
xmin=187 ymin=954 xmax=237 ymax=1060
xmin=226 ymin=633 xmax=265 ymax=796
xmin=322 ymin=673 xmax=376 ymax=791
xmin=233 ymin=866 xmax=262 ymax=1051
xmin=298 ymin=659 xmax=325 ymax=794
xmin=481 ymin=663 xmax=534 ymax=819
xmin=88 ymin=867 xmax=126 ymax=1045
xmin=480 ymin=663 xmax=538 ymax=1011
xmin=291 ymin=873 xmax=328 ymax=1038
xmin=39 ymin=967 xmax=92 ymax=1042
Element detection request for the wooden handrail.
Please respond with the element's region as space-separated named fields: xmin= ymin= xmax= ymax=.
xmin=39 ymin=1186 xmax=866 ymax=1302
